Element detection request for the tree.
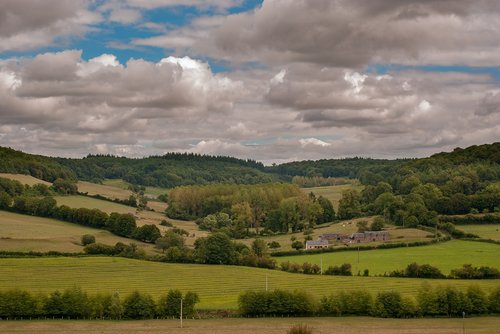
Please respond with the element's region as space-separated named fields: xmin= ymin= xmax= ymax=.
xmin=231 ymin=202 xmax=253 ymax=237
xmin=338 ymin=189 xmax=362 ymax=219
xmin=374 ymin=291 xmax=403 ymax=318
xmin=195 ymin=233 xmax=236 ymax=264
xmin=317 ymin=196 xmax=335 ymax=223
xmin=81 ymin=234 xmax=96 ymax=246
xmin=52 ymin=178 xmax=78 ymax=195
xmin=108 ymin=292 xmax=124 ymax=320
xmin=123 ymin=291 xmax=156 ymax=319
xmin=155 ymin=230 xmax=185 ymax=253
xmin=291 ymin=240 xmax=304 ymax=251
xmin=133 ymin=224 xmax=161 ymax=243
xmin=0 ymin=191 xmax=12 ymax=209
xmin=251 ymin=239 xmax=268 ymax=257
xmin=108 ymin=213 xmax=137 ymax=237
xmin=370 ymin=217 xmax=385 ymax=231
xmin=356 ymin=221 xmax=368 ymax=233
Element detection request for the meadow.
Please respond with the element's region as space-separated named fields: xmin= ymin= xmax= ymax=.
xmin=0 ymin=211 xmax=155 ymax=253
xmin=77 ymin=181 xmax=134 ymax=201
xmin=0 ymin=317 xmax=499 ymax=334
xmin=276 ymin=240 xmax=500 ymax=275
xmin=0 ymin=257 xmax=498 ymax=309
xmin=458 ymin=225 xmax=500 ymax=241
xmin=0 ymin=173 xmax=51 ymax=186
xmin=54 ymin=195 xmax=135 ymax=214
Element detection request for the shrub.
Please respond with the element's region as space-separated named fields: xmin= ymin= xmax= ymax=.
xmin=287 ymin=324 xmax=314 ymax=334
xmin=268 ymin=241 xmax=281 ymax=249
xmin=81 ymin=234 xmax=96 ymax=246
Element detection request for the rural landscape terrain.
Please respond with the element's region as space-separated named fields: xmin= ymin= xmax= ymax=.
xmin=2 ymin=0 xmax=500 ymax=333
xmin=0 ymin=142 xmax=499 ymax=333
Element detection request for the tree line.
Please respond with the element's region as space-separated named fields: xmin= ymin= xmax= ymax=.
xmin=0 ymin=287 xmax=198 ymax=320
xmin=167 ymin=183 xmax=335 ymax=237
xmin=239 ymin=284 xmax=500 ymax=318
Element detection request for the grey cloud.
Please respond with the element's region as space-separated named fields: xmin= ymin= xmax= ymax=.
xmin=134 ymin=0 xmax=500 ymax=67
xmin=0 ymin=0 xmax=100 ymax=52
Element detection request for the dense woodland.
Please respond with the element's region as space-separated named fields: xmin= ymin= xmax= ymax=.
xmin=334 ymin=143 xmax=500 ymax=229
xmin=166 ymin=183 xmax=335 ymax=237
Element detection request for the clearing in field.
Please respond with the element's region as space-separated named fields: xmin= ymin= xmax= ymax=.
xmin=458 ymin=224 xmax=500 ymax=241
xmin=302 ymin=183 xmax=364 ymax=210
xmin=276 ymin=239 xmax=500 ymax=275
xmin=0 ymin=317 xmax=498 ymax=334
xmin=0 ymin=210 xmax=154 ymax=253
xmin=0 ymin=257 xmax=497 ymax=309
xmin=0 ymin=173 xmax=51 ymax=186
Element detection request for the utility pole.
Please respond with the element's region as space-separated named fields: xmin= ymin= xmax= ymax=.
xmin=462 ymin=311 xmax=465 ymax=334
xmin=320 ymin=257 xmax=323 ymax=275
xmin=266 ymin=274 xmax=268 ymax=291
xmin=180 ymin=298 xmax=183 ymax=329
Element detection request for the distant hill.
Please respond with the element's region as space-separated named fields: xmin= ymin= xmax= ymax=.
xmin=1 ymin=142 xmax=498 ymax=189
xmin=0 ymin=147 xmax=282 ymax=187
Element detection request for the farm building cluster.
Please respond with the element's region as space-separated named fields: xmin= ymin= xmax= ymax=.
xmin=305 ymin=231 xmax=390 ymax=250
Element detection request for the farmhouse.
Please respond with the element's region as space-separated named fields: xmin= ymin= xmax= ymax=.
xmin=319 ymin=233 xmax=349 ymax=241
xmin=351 ymin=231 xmax=390 ymax=243
xmin=305 ymin=239 xmax=329 ymax=250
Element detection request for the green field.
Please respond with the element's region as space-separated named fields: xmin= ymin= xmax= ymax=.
xmin=0 ymin=210 xmax=154 ymax=253
xmin=0 ymin=257 xmax=498 ymax=309
xmin=0 ymin=173 xmax=51 ymax=186
xmin=77 ymin=181 xmax=134 ymax=201
xmin=276 ymin=240 xmax=500 ymax=275
xmin=303 ymin=183 xmax=364 ymax=210
xmin=0 ymin=317 xmax=499 ymax=334
xmin=459 ymin=225 xmax=500 ymax=241
xmin=54 ymin=195 xmax=136 ymax=214
xmin=242 ymin=218 xmax=432 ymax=251
xmin=102 ymin=179 xmax=131 ymax=190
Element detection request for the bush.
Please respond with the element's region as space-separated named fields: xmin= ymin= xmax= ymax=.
xmin=268 ymin=241 xmax=281 ymax=249
xmin=160 ymin=219 xmax=173 ymax=227
xmin=81 ymin=234 xmax=96 ymax=246
xmin=324 ymin=263 xmax=352 ymax=276
xmin=287 ymin=324 xmax=314 ymax=334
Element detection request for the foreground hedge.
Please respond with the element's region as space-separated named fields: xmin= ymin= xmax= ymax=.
xmin=0 ymin=287 xmax=198 ymax=320
xmin=240 ymin=285 xmax=500 ymax=318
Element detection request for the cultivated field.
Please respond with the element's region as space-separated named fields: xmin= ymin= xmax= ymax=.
xmin=459 ymin=225 xmax=500 ymax=241
xmin=0 ymin=173 xmax=51 ymax=186
xmin=0 ymin=211 xmax=155 ymax=253
xmin=0 ymin=317 xmax=499 ymax=334
xmin=77 ymin=181 xmax=134 ymax=201
xmin=0 ymin=257 xmax=498 ymax=309
xmin=302 ymin=183 xmax=364 ymax=210
xmin=276 ymin=240 xmax=500 ymax=275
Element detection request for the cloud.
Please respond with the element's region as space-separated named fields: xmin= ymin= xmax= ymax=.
xmin=0 ymin=0 xmax=100 ymax=52
xmin=299 ymin=138 xmax=331 ymax=148
xmin=133 ymin=0 xmax=500 ymax=67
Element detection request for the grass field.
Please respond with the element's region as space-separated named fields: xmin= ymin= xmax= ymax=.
xmin=0 ymin=317 xmax=499 ymax=334
xmin=458 ymin=225 xmax=500 ymax=241
xmin=303 ymin=183 xmax=364 ymax=210
xmin=77 ymin=181 xmax=134 ymax=201
xmin=0 ymin=257 xmax=498 ymax=309
xmin=54 ymin=195 xmax=202 ymax=246
xmin=54 ymin=195 xmax=135 ymax=214
xmin=0 ymin=173 xmax=51 ymax=186
xmin=0 ymin=210 xmax=154 ymax=253
xmin=102 ymin=179 xmax=131 ymax=190
xmin=276 ymin=240 xmax=500 ymax=275
xmin=242 ymin=218 xmax=432 ymax=251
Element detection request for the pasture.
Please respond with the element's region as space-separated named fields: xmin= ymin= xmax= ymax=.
xmin=276 ymin=240 xmax=500 ymax=275
xmin=0 ymin=317 xmax=499 ymax=334
xmin=459 ymin=225 xmax=500 ymax=241
xmin=303 ymin=183 xmax=364 ymax=210
xmin=77 ymin=181 xmax=134 ymax=201
xmin=0 ymin=257 xmax=498 ymax=309
xmin=243 ymin=218 xmax=432 ymax=251
xmin=54 ymin=195 xmax=135 ymax=214
xmin=0 ymin=211 xmax=154 ymax=253
xmin=0 ymin=173 xmax=51 ymax=186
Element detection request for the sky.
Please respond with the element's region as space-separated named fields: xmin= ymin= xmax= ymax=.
xmin=0 ymin=0 xmax=499 ymax=165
